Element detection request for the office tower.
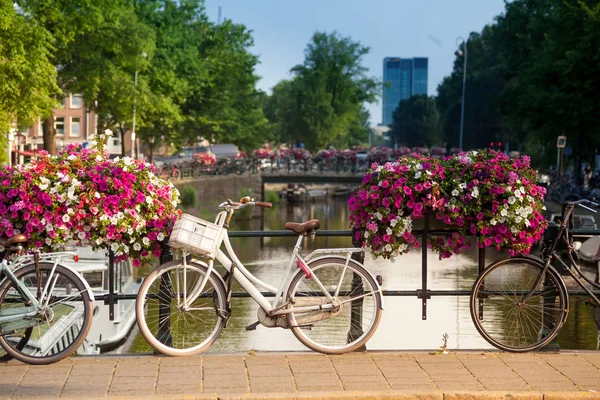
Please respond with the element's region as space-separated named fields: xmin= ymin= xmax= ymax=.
xmin=382 ymin=57 xmax=428 ymax=126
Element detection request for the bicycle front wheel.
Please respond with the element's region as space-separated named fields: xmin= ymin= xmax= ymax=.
xmin=136 ymin=260 xmax=227 ymax=356
xmin=470 ymin=257 xmax=568 ymax=352
xmin=286 ymin=257 xmax=382 ymax=354
xmin=0 ymin=263 xmax=93 ymax=365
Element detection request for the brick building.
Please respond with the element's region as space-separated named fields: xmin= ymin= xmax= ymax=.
xmin=18 ymin=94 xmax=126 ymax=157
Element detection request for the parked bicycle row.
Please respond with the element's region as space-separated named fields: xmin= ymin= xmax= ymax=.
xmin=1 ymin=197 xmax=600 ymax=364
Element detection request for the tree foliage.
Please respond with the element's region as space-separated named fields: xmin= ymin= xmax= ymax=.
xmin=0 ymin=0 xmax=59 ymax=160
xmin=436 ymin=0 xmax=600 ymax=168
xmin=390 ymin=95 xmax=440 ymax=148
xmin=9 ymin=0 xmax=269 ymax=156
xmin=266 ymin=31 xmax=379 ymax=151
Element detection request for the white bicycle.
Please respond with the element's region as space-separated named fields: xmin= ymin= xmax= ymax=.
xmin=136 ymin=197 xmax=383 ymax=355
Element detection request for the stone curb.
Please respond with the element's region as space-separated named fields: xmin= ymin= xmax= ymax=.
xmin=24 ymin=391 xmax=600 ymax=400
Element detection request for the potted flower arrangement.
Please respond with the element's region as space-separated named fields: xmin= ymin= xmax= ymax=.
xmin=252 ymin=149 xmax=275 ymax=160
xmin=349 ymin=150 xmax=547 ymax=260
xmin=0 ymin=130 xmax=180 ymax=266
xmin=194 ymin=152 xmax=216 ymax=166
xmin=367 ymin=147 xmax=391 ymax=164
xmin=392 ymin=147 xmax=411 ymax=157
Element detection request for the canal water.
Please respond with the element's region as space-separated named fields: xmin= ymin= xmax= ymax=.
xmin=118 ymin=194 xmax=600 ymax=354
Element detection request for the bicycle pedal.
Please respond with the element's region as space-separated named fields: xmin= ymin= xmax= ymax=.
xmin=246 ymin=321 xmax=260 ymax=331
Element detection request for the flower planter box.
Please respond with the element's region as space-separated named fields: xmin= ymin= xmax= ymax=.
xmin=349 ymin=150 xmax=547 ymax=260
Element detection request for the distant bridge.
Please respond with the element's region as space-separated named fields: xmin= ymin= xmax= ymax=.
xmin=260 ymin=171 xmax=363 ymax=185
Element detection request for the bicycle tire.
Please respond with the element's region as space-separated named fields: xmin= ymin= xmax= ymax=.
xmin=136 ymin=260 xmax=227 ymax=356
xmin=0 ymin=263 xmax=93 ymax=365
xmin=0 ymin=329 xmax=31 ymax=363
xmin=470 ymin=257 xmax=568 ymax=352
xmin=286 ymin=257 xmax=382 ymax=354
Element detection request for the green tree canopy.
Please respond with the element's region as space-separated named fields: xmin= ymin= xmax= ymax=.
xmin=390 ymin=95 xmax=440 ymax=148
xmin=0 ymin=0 xmax=59 ymax=160
xmin=266 ymin=31 xmax=379 ymax=151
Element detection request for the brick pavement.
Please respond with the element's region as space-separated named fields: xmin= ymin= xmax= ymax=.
xmin=0 ymin=351 xmax=600 ymax=399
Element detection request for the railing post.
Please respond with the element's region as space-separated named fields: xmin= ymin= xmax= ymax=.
xmin=105 ymin=249 xmax=117 ymax=321
xmin=348 ymin=227 xmax=366 ymax=350
xmin=417 ymin=214 xmax=431 ymax=320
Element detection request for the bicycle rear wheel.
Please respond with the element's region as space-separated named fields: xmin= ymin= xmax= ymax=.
xmin=470 ymin=257 xmax=568 ymax=352
xmin=0 ymin=263 xmax=93 ymax=365
xmin=136 ymin=260 xmax=227 ymax=356
xmin=286 ymin=257 xmax=382 ymax=354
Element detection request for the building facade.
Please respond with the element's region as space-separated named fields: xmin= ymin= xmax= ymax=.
xmin=19 ymin=94 xmax=125 ymax=156
xmin=382 ymin=57 xmax=428 ymax=126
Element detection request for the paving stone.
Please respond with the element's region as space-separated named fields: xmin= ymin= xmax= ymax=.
xmin=245 ymin=356 xmax=287 ymax=365
xmin=444 ymin=393 xmax=542 ymax=400
xmin=342 ymin=381 xmax=391 ymax=391
xmin=159 ymin=356 xmax=202 ymax=366
xmin=292 ymin=373 xmax=340 ymax=387
xmin=288 ymin=363 xmax=335 ymax=373
xmin=246 ymin=365 xmax=292 ymax=377
xmin=295 ymin=385 xmax=344 ymax=392
xmin=333 ymin=365 xmax=381 ymax=376
xmin=389 ymin=382 xmax=438 ymax=391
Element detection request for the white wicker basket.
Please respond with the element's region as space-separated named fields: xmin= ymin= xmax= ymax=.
xmin=168 ymin=213 xmax=223 ymax=256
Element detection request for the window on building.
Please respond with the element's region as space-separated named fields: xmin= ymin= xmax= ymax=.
xmin=70 ymin=94 xmax=83 ymax=109
xmin=55 ymin=117 xmax=65 ymax=136
xmin=71 ymin=117 xmax=81 ymax=137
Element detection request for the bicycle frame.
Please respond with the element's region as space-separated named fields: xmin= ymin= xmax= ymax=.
xmin=523 ymin=201 xmax=600 ymax=304
xmin=181 ymin=210 xmax=365 ymax=317
xmin=0 ymin=252 xmax=94 ymax=327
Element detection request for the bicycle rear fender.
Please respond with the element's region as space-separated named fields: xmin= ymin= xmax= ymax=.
xmin=53 ymin=264 xmax=95 ymax=304
xmin=306 ymin=254 xmax=384 ymax=309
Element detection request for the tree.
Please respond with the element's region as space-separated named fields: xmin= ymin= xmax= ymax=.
xmin=266 ymin=31 xmax=379 ymax=151
xmin=390 ymin=95 xmax=440 ymax=148
xmin=0 ymin=1 xmax=59 ymax=161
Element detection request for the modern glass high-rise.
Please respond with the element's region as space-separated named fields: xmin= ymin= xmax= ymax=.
xmin=382 ymin=57 xmax=428 ymax=126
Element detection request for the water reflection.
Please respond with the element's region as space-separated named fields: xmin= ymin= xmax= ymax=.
xmin=118 ymin=197 xmax=599 ymax=354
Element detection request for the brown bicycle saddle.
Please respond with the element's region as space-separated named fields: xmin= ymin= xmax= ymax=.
xmin=284 ymin=219 xmax=320 ymax=235
xmin=0 ymin=234 xmax=27 ymax=248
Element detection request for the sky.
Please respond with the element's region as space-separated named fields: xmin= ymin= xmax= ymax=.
xmin=203 ymin=0 xmax=507 ymax=125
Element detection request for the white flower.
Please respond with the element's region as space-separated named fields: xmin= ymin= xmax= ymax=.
xmin=157 ymin=232 xmax=165 ymax=241
xmin=384 ymin=244 xmax=392 ymax=252
xmin=386 ymin=227 xmax=392 ymax=235
xmin=515 ymin=216 xmax=523 ymax=224
xmin=142 ymin=237 xmax=150 ymax=246
xmin=414 ymin=171 xmax=422 ymax=179
xmin=525 ymin=219 xmax=531 ymax=227
xmin=500 ymin=209 xmax=508 ymax=217
xmin=133 ymin=243 xmax=142 ymax=251
xmin=508 ymin=196 xmax=516 ymax=205
xmin=374 ymin=212 xmax=383 ymax=221
xmin=104 ymin=129 xmax=113 ymax=137
xmin=96 ymin=238 xmax=103 ymax=245
xmin=95 ymin=155 xmax=103 ymax=162
xmin=471 ymin=187 xmax=479 ymax=198
xmin=452 ymin=189 xmax=459 ymax=197
xmin=45 ymin=238 xmax=52 ymax=246
xmin=364 ymin=231 xmax=369 ymax=239
xmin=542 ymin=205 xmax=547 ymax=210
xmin=62 ymin=215 xmax=70 ymax=223
xmin=390 ymin=219 xmax=398 ymax=227
xmin=490 ymin=219 xmax=497 ymax=226
xmin=110 ymin=243 xmax=119 ymax=252
xmin=459 ymin=182 xmax=467 ymax=189
xmin=77 ymin=232 xmax=86 ymax=240
xmin=146 ymin=196 xmax=153 ymax=205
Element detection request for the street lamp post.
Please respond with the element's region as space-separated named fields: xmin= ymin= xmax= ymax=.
xmin=456 ymin=37 xmax=468 ymax=151
xmin=131 ymin=52 xmax=147 ymax=159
